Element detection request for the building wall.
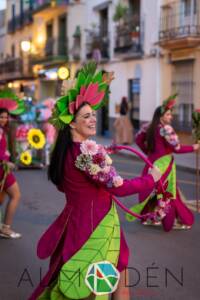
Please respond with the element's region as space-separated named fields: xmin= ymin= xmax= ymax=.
xmin=32 ymin=5 xmax=68 ymax=57
xmin=194 ymin=50 xmax=200 ymax=109
xmin=67 ymin=2 xmax=86 ymax=61
xmin=92 ymin=0 xmax=162 ymax=123
xmin=5 ymin=0 xmax=34 ymax=57
xmin=0 ymin=10 xmax=6 ymax=62
xmin=159 ymin=0 xmax=200 ymax=131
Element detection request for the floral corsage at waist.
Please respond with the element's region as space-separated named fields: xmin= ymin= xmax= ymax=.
xmin=160 ymin=124 xmax=180 ymax=147
xmin=75 ymin=140 xmax=123 ymax=188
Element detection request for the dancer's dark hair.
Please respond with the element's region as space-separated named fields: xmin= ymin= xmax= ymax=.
xmin=48 ymin=102 xmax=89 ymax=185
xmin=146 ymin=106 xmax=163 ymax=153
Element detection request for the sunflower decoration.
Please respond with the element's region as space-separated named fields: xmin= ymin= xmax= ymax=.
xmin=20 ymin=151 xmax=32 ymax=166
xmin=27 ymin=128 xmax=46 ymax=150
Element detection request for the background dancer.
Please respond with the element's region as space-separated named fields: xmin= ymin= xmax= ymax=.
xmin=135 ymin=94 xmax=199 ymax=231
xmin=0 ymin=106 xmax=21 ymax=238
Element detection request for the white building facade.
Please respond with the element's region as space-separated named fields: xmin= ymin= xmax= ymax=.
xmin=68 ymin=0 xmax=162 ymax=135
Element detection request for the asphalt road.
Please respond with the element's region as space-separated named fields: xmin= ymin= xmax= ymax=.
xmin=0 ymin=154 xmax=199 ymax=300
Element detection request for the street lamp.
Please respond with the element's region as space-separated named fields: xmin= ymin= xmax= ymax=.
xmin=21 ymin=40 xmax=31 ymax=53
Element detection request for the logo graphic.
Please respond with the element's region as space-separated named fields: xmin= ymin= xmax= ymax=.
xmin=85 ymin=261 xmax=120 ymax=295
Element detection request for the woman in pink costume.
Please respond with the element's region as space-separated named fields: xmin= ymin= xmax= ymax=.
xmin=0 ymin=108 xmax=21 ymax=238
xmin=29 ymin=63 xmax=161 ymax=300
xmin=135 ymin=95 xmax=199 ymax=231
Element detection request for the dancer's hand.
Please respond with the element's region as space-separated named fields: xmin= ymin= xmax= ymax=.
xmin=150 ymin=166 xmax=162 ymax=182
xmin=193 ymin=144 xmax=200 ymax=151
xmin=6 ymin=161 xmax=16 ymax=170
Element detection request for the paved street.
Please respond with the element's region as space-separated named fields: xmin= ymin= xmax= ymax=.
xmin=0 ymin=153 xmax=200 ymax=300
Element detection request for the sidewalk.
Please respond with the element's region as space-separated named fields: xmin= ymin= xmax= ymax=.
xmin=94 ymin=136 xmax=197 ymax=172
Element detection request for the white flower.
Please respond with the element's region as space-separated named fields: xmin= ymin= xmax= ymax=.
xmin=80 ymin=140 xmax=98 ymax=156
xmin=113 ymin=176 xmax=123 ymax=187
xmin=105 ymin=154 xmax=112 ymax=165
xmin=163 ymin=125 xmax=173 ymax=134
xmin=89 ymin=164 xmax=101 ymax=175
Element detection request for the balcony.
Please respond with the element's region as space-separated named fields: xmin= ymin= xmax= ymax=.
xmin=86 ymin=29 xmax=110 ymax=61
xmin=32 ymin=0 xmax=72 ymax=14
xmin=32 ymin=0 xmax=51 ymax=12
xmin=0 ymin=58 xmax=33 ymax=83
xmin=32 ymin=38 xmax=68 ymax=65
xmin=114 ymin=13 xmax=143 ymax=57
xmin=7 ymin=11 xmax=33 ymax=33
xmin=159 ymin=1 xmax=200 ymax=50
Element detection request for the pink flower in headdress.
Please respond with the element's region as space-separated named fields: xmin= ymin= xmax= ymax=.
xmin=166 ymin=99 xmax=176 ymax=110
xmin=69 ymin=83 xmax=105 ymax=114
xmin=80 ymin=140 xmax=99 ymax=156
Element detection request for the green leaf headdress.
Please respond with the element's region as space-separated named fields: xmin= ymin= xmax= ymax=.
xmin=49 ymin=62 xmax=114 ymax=129
xmin=161 ymin=93 xmax=177 ymax=114
xmin=0 ymin=89 xmax=25 ymax=115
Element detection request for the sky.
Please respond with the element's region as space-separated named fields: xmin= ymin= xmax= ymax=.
xmin=0 ymin=0 xmax=6 ymax=10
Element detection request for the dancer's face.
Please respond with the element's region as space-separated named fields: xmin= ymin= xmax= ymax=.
xmin=160 ymin=109 xmax=173 ymax=125
xmin=0 ymin=112 xmax=9 ymax=127
xmin=70 ymin=104 xmax=97 ymax=141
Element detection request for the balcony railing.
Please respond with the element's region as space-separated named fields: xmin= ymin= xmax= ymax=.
xmin=45 ymin=37 xmax=68 ymax=57
xmin=86 ymin=30 xmax=110 ymax=60
xmin=0 ymin=58 xmax=32 ymax=81
xmin=32 ymin=0 xmax=51 ymax=11
xmin=32 ymin=38 xmax=68 ymax=64
xmin=114 ymin=13 xmax=142 ymax=55
xmin=7 ymin=11 xmax=33 ymax=33
xmin=32 ymin=0 xmax=71 ymax=12
xmin=159 ymin=1 xmax=200 ymax=47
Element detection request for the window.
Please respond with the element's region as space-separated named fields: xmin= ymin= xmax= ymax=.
xmin=172 ymin=60 xmax=194 ymax=130
xmin=183 ymin=0 xmax=197 ymax=16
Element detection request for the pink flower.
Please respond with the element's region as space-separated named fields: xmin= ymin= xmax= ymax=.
xmin=157 ymin=209 xmax=166 ymax=219
xmin=80 ymin=140 xmax=98 ymax=156
xmin=112 ymin=176 xmax=123 ymax=187
xmin=0 ymin=128 xmax=3 ymax=140
xmin=98 ymin=144 xmax=107 ymax=155
xmin=5 ymin=150 xmax=10 ymax=157
xmin=103 ymin=166 xmax=111 ymax=174
xmin=158 ymin=200 xmax=166 ymax=208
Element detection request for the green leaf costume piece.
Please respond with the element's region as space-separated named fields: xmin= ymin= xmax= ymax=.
xmin=39 ymin=202 xmax=120 ymax=299
xmin=126 ymin=155 xmax=176 ymax=222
